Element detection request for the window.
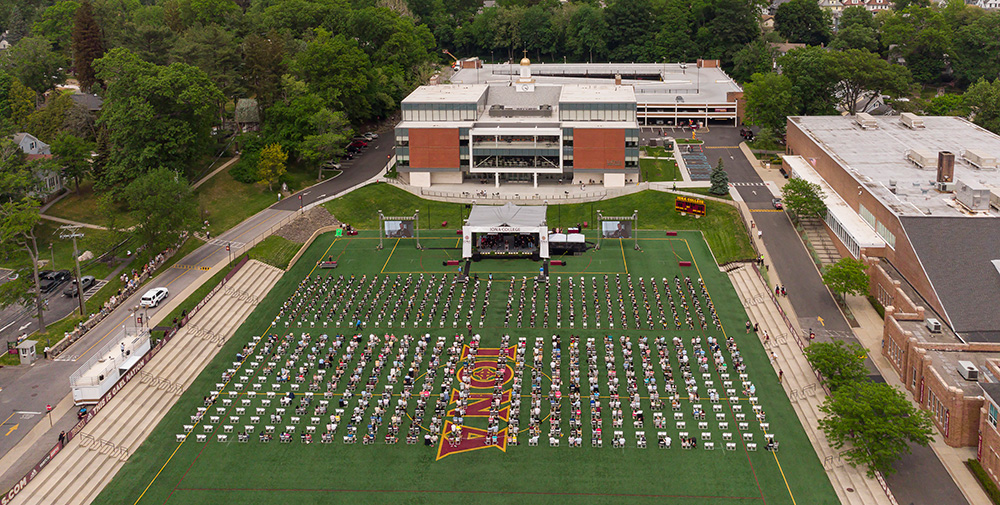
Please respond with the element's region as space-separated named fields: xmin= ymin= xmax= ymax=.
xmin=989 ymin=403 xmax=998 ymax=428
xmin=927 ymin=389 xmax=948 ymax=429
xmin=911 ymin=368 xmax=917 ymax=388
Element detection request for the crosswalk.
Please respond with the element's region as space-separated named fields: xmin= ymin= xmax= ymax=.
xmin=704 ymin=146 xmax=739 ymax=149
xmin=730 ymin=182 xmax=767 ymax=187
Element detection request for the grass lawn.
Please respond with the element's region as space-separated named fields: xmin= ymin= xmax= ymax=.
xmin=95 ymin=230 xmax=836 ymax=505
xmin=246 ymin=235 xmax=303 ymax=270
xmin=45 ymin=182 xmax=138 ymax=229
xmin=326 ymin=186 xmax=754 ymax=264
xmin=641 ymin=146 xmax=672 ymax=158
xmin=0 ymin=220 xmax=123 ymax=276
xmin=640 ymin=158 xmax=680 ymax=182
xmin=196 ymin=171 xmax=278 ymax=237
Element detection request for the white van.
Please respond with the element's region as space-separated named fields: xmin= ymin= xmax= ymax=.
xmin=140 ymin=287 xmax=169 ymax=307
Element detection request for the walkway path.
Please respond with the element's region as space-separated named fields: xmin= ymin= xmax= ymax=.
xmin=10 ymin=260 xmax=284 ymax=505
xmin=38 ymin=214 xmax=107 ymax=230
xmin=727 ymin=264 xmax=893 ymax=505
xmin=191 ymin=156 xmax=240 ymax=190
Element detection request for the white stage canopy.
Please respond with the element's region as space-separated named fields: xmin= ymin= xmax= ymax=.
xmin=463 ymin=203 xmax=549 ymax=258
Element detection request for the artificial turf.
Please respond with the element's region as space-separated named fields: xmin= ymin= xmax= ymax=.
xmin=94 ymin=230 xmax=836 ymax=505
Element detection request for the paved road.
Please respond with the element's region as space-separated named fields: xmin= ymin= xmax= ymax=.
xmin=272 ymin=135 xmax=394 ymax=211
xmin=0 ymin=139 xmax=393 ymax=484
xmin=0 ymin=278 xmax=106 ymax=351
xmin=696 ymin=126 xmax=969 ymax=505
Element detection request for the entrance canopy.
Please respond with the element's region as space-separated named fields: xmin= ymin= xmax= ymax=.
xmin=463 ymin=203 xmax=549 ymax=258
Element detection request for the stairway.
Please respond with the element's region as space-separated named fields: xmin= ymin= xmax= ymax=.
xmin=798 ymin=217 xmax=841 ymax=267
xmin=14 ymin=261 xmax=285 ymax=505
xmin=726 ymin=264 xmax=894 ymax=505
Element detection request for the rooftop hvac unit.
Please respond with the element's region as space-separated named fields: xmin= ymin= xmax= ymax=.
xmin=926 ymin=318 xmax=942 ymax=333
xmin=958 ymin=360 xmax=979 ymax=382
xmin=906 ymin=149 xmax=935 ymax=169
xmin=936 ymin=181 xmax=955 ymax=193
xmin=955 ymin=179 xmax=991 ymax=211
xmin=900 ymin=112 xmax=924 ymax=129
xmin=855 ymin=112 xmax=878 ymax=129
xmin=962 ymin=149 xmax=998 ymax=170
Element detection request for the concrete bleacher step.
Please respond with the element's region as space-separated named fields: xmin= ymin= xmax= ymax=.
xmin=14 ymin=261 xmax=281 ymax=505
xmin=725 ymin=266 xmax=893 ymax=505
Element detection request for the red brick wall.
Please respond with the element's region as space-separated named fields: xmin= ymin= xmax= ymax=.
xmin=979 ymin=404 xmax=1000 ymax=488
xmin=409 ymin=128 xmax=460 ymax=169
xmin=786 ymin=120 xmax=946 ymax=321
xmin=573 ymin=129 xmax=624 ymax=170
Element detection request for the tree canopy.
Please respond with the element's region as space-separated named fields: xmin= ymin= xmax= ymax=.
xmin=781 ymin=177 xmax=827 ymax=218
xmin=819 ymin=381 xmax=934 ymax=477
xmin=804 ymin=340 xmax=869 ymax=392
xmin=823 ymin=257 xmax=871 ymax=298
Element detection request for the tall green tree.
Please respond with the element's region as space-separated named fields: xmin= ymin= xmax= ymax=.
xmin=804 ymin=341 xmax=870 ymax=392
xmin=774 ymin=0 xmax=830 ymax=46
xmin=6 ymin=6 xmax=28 ymax=45
xmin=781 ymin=177 xmax=827 ymax=218
xmin=731 ymin=40 xmax=776 ymax=84
xmin=292 ymin=28 xmax=372 ymax=121
xmin=566 ymin=4 xmax=606 ymax=62
xmin=743 ymin=72 xmax=795 ymax=134
xmin=833 ymin=49 xmax=911 ymax=115
xmin=965 ymin=78 xmax=1000 ymax=135
xmin=830 ymin=7 xmax=878 ymax=52
xmin=94 ymin=47 xmax=223 ymax=191
xmin=605 ymin=0 xmax=656 ymax=62
xmin=823 ymin=257 xmax=870 ymax=298
xmin=72 ymin=0 xmax=104 ymax=92
xmin=170 ymin=24 xmax=243 ymax=123
xmin=32 ymin=1 xmax=81 ymax=57
xmin=241 ymin=31 xmax=286 ymax=114
xmin=122 ymin=167 xmax=199 ymax=251
xmin=779 ymin=46 xmax=840 ymax=115
xmin=8 ymin=78 xmax=36 ymax=129
xmin=651 ymin=0 xmax=691 ymax=62
xmin=880 ymin=7 xmax=949 ymax=84
xmin=2 ymin=36 xmax=67 ymax=97
xmin=709 ymin=158 xmax=729 ymax=195
xmin=0 ymin=195 xmax=46 ymax=331
xmin=819 ymin=381 xmax=934 ymax=477
xmin=51 ymin=132 xmax=94 ymax=193
xmin=951 ymin=11 xmax=1000 ymax=86
xmin=256 ymin=142 xmax=286 ymax=191
xmin=25 ymin=93 xmax=74 ymax=143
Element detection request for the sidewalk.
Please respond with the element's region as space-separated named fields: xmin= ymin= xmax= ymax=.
xmin=846 ymin=294 xmax=990 ymax=505
xmin=38 ymin=214 xmax=107 ymax=230
xmin=727 ymin=264 xmax=893 ymax=505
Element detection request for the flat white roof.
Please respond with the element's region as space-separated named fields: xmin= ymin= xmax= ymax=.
xmin=783 ymin=155 xmax=886 ymax=249
xmin=451 ymin=63 xmax=740 ymax=104
xmin=791 ymin=115 xmax=1000 ymax=217
xmin=402 ymin=84 xmax=488 ymax=103
xmin=559 ymin=84 xmax=637 ymax=102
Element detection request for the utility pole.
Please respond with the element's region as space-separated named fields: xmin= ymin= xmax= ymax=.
xmin=58 ymin=225 xmax=86 ymax=317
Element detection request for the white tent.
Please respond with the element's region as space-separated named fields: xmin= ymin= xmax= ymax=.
xmin=463 ymin=203 xmax=549 ymax=258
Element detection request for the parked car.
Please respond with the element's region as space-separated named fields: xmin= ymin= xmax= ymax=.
xmin=40 ymin=270 xmax=71 ymax=293
xmin=349 ymin=140 xmax=368 ymax=149
xmin=140 ymin=287 xmax=169 ymax=307
xmin=772 ymin=198 xmax=783 ymax=210
xmin=64 ymin=275 xmax=96 ymax=297
xmin=321 ymin=160 xmax=342 ymax=170
xmin=363 ymin=132 xmax=378 ymax=140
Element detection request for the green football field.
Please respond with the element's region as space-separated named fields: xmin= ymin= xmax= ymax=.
xmin=95 ymin=230 xmax=837 ymax=505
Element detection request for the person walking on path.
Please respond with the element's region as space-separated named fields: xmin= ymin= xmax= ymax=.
xmin=58 ymin=431 xmax=66 ymax=446
xmin=778 ymin=370 xmax=783 ymax=384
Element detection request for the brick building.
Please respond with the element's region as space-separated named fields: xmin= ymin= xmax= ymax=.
xmin=784 ymin=115 xmax=1000 ymax=463
xmin=395 ymin=58 xmax=743 ymax=188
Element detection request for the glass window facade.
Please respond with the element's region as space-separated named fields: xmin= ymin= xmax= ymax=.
xmin=559 ymin=102 xmax=636 ymax=122
xmin=402 ymin=102 xmax=479 ymax=121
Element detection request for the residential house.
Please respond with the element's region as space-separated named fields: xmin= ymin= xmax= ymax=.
xmin=12 ymin=133 xmax=64 ymax=201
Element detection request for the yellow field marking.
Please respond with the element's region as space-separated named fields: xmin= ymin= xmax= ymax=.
xmin=380 ymin=238 xmax=400 ymax=274
xmin=749 ymin=209 xmax=783 ymax=213
xmin=134 ymin=238 xmax=340 ymax=504
xmin=619 ymin=239 xmax=628 ymax=275
xmin=704 ymin=146 xmax=739 ymax=149
xmin=684 ymin=240 xmax=797 ymax=505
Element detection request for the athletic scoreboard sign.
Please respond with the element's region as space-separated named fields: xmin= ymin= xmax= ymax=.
xmin=675 ymin=196 xmax=706 ymax=216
